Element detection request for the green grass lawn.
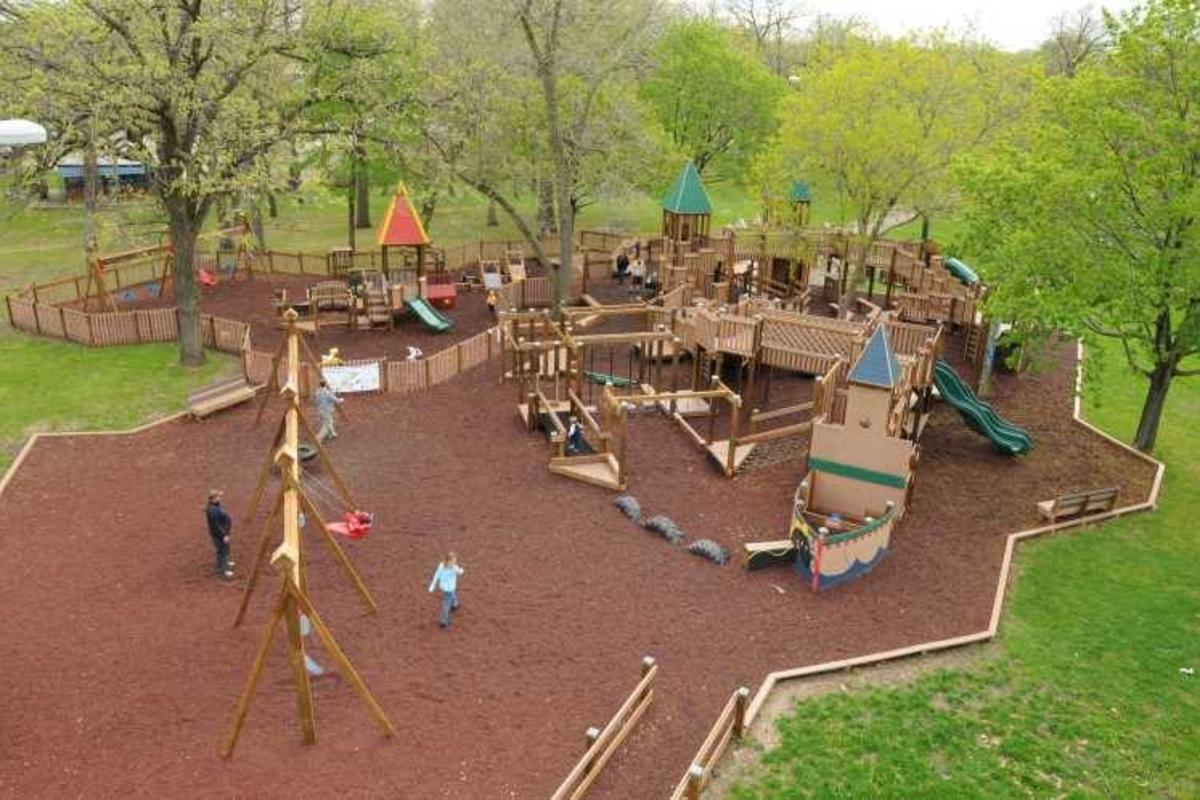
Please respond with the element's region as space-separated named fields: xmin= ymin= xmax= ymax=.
xmin=0 ymin=334 xmax=237 ymax=472
xmin=725 ymin=347 xmax=1200 ymax=799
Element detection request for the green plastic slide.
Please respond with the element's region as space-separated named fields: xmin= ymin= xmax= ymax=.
xmin=932 ymin=359 xmax=1033 ymax=455
xmin=943 ymin=257 xmax=980 ymax=286
xmin=406 ymin=297 xmax=454 ymax=332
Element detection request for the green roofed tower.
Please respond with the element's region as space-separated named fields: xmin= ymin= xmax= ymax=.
xmin=789 ymin=180 xmax=812 ymax=226
xmin=661 ymin=161 xmax=712 ymax=245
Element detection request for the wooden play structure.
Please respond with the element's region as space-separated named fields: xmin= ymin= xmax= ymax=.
xmin=377 ymin=182 xmax=431 ymax=280
xmin=223 ymin=310 xmax=393 ymax=756
xmin=742 ymin=323 xmax=943 ymax=590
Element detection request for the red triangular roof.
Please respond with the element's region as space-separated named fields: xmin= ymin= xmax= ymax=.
xmin=377 ymin=183 xmax=430 ymax=247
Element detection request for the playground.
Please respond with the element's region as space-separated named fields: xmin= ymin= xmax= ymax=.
xmin=0 ymin=161 xmax=1170 ymax=797
xmin=0 ymin=326 xmax=1157 ymax=797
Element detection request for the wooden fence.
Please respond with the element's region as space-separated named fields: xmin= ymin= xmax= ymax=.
xmin=669 ymin=687 xmax=750 ymax=800
xmin=8 ymin=279 xmax=501 ymax=398
xmin=551 ymin=657 xmax=658 ymax=800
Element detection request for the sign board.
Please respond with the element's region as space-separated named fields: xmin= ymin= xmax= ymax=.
xmin=323 ymin=362 xmax=381 ymax=394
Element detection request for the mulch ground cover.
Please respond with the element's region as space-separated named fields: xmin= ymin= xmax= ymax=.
xmin=113 ymin=273 xmax=499 ymax=360
xmin=0 ymin=324 xmax=1155 ymax=797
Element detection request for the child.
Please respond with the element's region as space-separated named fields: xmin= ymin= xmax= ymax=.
xmin=205 ymin=489 xmax=234 ymax=579
xmin=631 ymin=258 xmax=645 ymax=289
xmin=566 ymin=416 xmax=585 ymax=454
xmin=427 ymin=552 xmax=464 ymax=629
xmin=314 ymin=379 xmax=343 ymax=441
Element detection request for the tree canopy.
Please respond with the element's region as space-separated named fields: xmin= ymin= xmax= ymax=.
xmin=958 ymin=0 xmax=1200 ymax=451
xmin=640 ymin=18 xmax=785 ymax=177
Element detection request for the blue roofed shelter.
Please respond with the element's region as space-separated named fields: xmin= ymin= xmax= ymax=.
xmin=57 ymin=155 xmax=150 ymax=201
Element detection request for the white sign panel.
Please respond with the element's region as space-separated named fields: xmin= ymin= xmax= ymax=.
xmin=322 ymin=363 xmax=381 ymax=393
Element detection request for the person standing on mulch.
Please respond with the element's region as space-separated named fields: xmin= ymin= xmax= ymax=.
xmin=428 ymin=552 xmax=464 ymax=629
xmin=205 ymin=489 xmax=234 ymax=580
xmin=614 ymin=250 xmax=630 ymax=284
xmin=314 ymin=379 xmax=343 ymax=442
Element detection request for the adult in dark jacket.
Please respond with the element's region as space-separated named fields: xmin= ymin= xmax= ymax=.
xmin=205 ymin=489 xmax=234 ymax=579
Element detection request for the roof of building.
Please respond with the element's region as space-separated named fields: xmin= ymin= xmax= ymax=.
xmin=377 ymin=183 xmax=430 ymax=247
xmin=789 ymin=180 xmax=811 ymax=203
xmin=848 ymin=324 xmax=900 ymax=389
xmin=662 ymin=161 xmax=712 ymax=215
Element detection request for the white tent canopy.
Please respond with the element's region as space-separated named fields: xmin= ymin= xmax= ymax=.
xmin=0 ymin=119 xmax=48 ymax=146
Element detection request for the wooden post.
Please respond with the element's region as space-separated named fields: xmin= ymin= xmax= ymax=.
xmin=685 ymin=765 xmax=705 ymax=800
xmin=706 ymin=378 xmax=718 ymax=446
xmin=726 ymin=395 xmax=740 ymax=476
xmin=733 ymin=686 xmax=750 ymax=737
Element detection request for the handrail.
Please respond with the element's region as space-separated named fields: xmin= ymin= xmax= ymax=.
xmin=551 ymin=657 xmax=657 ymax=800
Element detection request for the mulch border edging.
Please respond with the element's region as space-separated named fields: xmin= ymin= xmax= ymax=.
xmin=723 ymin=339 xmax=1164 ymax=780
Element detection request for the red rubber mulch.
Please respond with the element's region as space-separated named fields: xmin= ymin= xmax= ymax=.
xmin=0 ymin=341 xmax=1155 ymax=798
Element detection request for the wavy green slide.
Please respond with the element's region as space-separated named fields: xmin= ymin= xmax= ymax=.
xmin=933 ymin=359 xmax=1033 ymax=455
xmin=406 ymin=297 xmax=454 ymax=332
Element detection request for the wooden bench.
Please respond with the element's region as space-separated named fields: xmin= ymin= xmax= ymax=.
xmin=742 ymin=539 xmax=797 ymax=571
xmin=1036 ymin=487 xmax=1120 ymax=522
xmin=188 ymin=377 xmax=259 ymax=419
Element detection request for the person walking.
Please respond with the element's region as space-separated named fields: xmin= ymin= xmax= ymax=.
xmin=427 ymin=552 xmax=464 ymax=629
xmin=205 ymin=489 xmax=234 ymax=580
xmin=314 ymin=379 xmax=343 ymax=442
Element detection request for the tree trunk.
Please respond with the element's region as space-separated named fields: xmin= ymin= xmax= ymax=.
xmin=166 ymin=197 xmax=205 ymax=367
xmin=249 ymin=196 xmax=266 ymax=250
xmin=83 ymin=136 xmax=100 ymax=256
xmin=537 ymin=179 xmax=556 ymax=236
xmin=354 ymin=150 xmax=371 ymax=229
xmin=486 ymin=199 xmax=499 ymax=227
xmin=420 ymin=191 xmax=438 ymax=228
xmin=267 ymin=192 xmax=278 ymax=218
xmin=347 ymin=160 xmax=357 ymax=251
xmin=1133 ymin=358 xmax=1175 ymax=452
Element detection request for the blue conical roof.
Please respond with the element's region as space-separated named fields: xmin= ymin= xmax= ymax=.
xmin=848 ymin=325 xmax=900 ymax=388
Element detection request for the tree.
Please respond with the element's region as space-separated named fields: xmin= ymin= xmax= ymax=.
xmin=1040 ymin=5 xmax=1108 ymax=77
xmin=724 ymin=0 xmax=802 ymax=76
xmin=639 ymin=19 xmax=786 ymax=177
xmin=774 ymin=33 xmax=1028 ymax=312
xmin=4 ymin=1 xmax=316 ymax=366
xmin=301 ymin=0 xmax=423 ymax=248
xmin=423 ymin=0 xmax=661 ymax=313
xmin=957 ymin=0 xmax=1200 ymax=452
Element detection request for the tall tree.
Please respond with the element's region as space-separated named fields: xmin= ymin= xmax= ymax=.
xmin=4 ymin=0 xmax=315 ymax=365
xmin=640 ymin=18 xmax=786 ymax=177
xmin=724 ymin=0 xmax=802 ymax=76
xmin=958 ymin=0 xmax=1200 ymax=452
xmin=774 ymin=32 xmax=1028 ymax=312
xmin=423 ymin=0 xmax=661 ymax=313
xmin=1040 ymin=5 xmax=1108 ymax=77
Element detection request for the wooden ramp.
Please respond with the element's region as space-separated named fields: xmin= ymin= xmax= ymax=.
xmin=705 ymin=439 xmax=757 ymax=475
xmin=549 ymin=453 xmax=625 ymax=491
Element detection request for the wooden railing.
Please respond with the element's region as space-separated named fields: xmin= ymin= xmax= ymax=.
xmin=669 ymin=686 xmax=750 ymax=800
xmin=551 ymin=656 xmax=658 ymax=800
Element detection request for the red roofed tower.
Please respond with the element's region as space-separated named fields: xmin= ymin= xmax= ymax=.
xmin=377 ymin=182 xmax=431 ymax=280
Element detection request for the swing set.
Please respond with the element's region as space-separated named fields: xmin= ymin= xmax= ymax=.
xmin=223 ymin=309 xmax=392 ymax=757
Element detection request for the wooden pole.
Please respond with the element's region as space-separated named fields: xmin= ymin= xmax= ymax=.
xmin=221 ymin=579 xmax=288 ymax=757
xmin=232 ymin=493 xmax=283 ymax=627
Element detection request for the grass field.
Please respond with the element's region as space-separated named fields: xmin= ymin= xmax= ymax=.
xmin=0 ymin=178 xmax=965 ymax=295
xmin=0 ymin=336 xmax=236 ymax=472
xmin=726 ymin=344 xmax=1200 ymax=799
